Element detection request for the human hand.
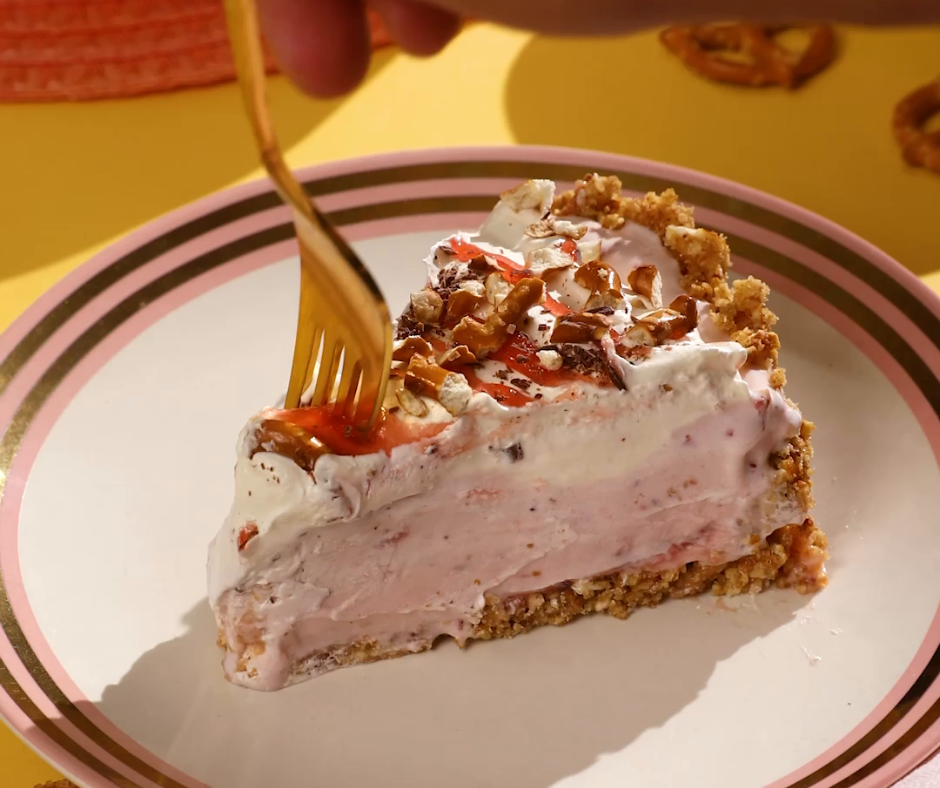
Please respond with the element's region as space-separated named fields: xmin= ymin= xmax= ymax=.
xmin=257 ymin=0 xmax=940 ymax=97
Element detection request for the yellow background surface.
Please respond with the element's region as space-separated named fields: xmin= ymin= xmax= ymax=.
xmin=1 ymin=22 xmax=939 ymax=787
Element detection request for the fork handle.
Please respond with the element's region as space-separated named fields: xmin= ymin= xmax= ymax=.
xmin=224 ymin=0 xmax=387 ymax=302
xmin=224 ymin=0 xmax=314 ymax=221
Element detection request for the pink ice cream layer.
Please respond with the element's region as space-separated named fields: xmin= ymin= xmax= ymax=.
xmin=215 ymin=397 xmax=803 ymax=690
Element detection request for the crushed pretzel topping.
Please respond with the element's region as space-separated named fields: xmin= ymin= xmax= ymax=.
xmin=446 ymin=281 xmax=486 ymax=322
xmin=552 ymin=173 xmax=625 ymax=229
xmin=500 ymin=179 xmax=554 ymax=214
xmin=524 ymin=219 xmax=557 ymax=239
xmin=537 ymin=349 xmax=563 ymax=371
xmin=575 ymin=261 xmax=625 ymax=311
xmin=623 ymin=305 xmax=697 ymax=347
xmin=627 ymin=264 xmax=663 ymax=309
xmin=253 ymin=419 xmax=328 ymax=473
xmin=485 ymin=271 xmax=510 ymax=306
xmin=496 ymin=277 xmax=546 ymax=324
xmin=527 ymin=246 xmax=575 ymax=276
xmin=450 ymin=276 xmax=547 ymax=356
xmin=664 ymin=225 xmax=731 ymax=300
xmin=438 ymin=344 xmax=477 ymax=369
xmin=554 ymin=175 xmax=695 ymax=237
xmin=439 ymin=372 xmax=472 ymax=416
xmin=553 ymin=219 xmax=588 ymax=239
xmin=578 ymin=237 xmax=602 ymax=262
xmin=404 ymin=355 xmax=450 ymax=396
xmin=403 ymin=356 xmax=472 ymax=416
xmin=396 ymin=386 xmax=429 ymax=417
xmin=551 ymin=175 xmax=787 ymax=390
xmin=523 ymin=217 xmax=588 ymax=240
xmin=668 ymin=294 xmax=699 ymax=327
xmin=550 ymin=312 xmax=612 ymax=344
xmin=712 ymin=277 xmax=777 ymax=333
xmin=392 ymin=336 xmax=434 ymax=362
xmin=622 ymin=321 xmax=658 ymax=348
xmin=410 ymin=289 xmax=443 ymax=325
xmin=452 ymin=314 xmax=508 ymax=357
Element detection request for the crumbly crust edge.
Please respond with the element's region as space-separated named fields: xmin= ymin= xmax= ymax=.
xmin=271 ymin=519 xmax=828 ymax=681
xmin=553 ymin=175 xmax=814 ymax=511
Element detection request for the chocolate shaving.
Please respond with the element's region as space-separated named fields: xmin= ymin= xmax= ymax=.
xmin=618 ymin=345 xmax=654 ymax=362
xmin=395 ymin=310 xmax=426 ymax=340
xmin=439 ymin=265 xmax=481 ymax=291
xmin=587 ymin=306 xmax=615 ymax=316
xmin=504 ymin=442 xmax=525 ymax=462
xmin=428 ymin=263 xmax=493 ymax=324
xmin=510 ymin=377 xmax=532 ymax=390
xmin=551 ymin=343 xmax=626 ymax=390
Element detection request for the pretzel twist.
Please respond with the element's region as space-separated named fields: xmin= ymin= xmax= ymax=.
xmin=660 ymin=24 xmax=835 ymax=88
xmin=893 ymin=78 xmax=940 ymax=175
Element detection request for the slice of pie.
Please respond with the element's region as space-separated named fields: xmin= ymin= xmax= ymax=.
xmin=208 ymin=174 xmax=827 ymax=691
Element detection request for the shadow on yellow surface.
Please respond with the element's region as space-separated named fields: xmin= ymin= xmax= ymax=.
xmin=503 ymin=27 xmax=940 ymax=276
xmin=0 ymin=49 xmax=396 ymax=284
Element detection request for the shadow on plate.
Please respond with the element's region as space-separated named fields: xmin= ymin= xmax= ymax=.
xmin=91 ymin=590 xmax=808 ymax=788
xmin=0 ymin=49 xmax=396 ymax=284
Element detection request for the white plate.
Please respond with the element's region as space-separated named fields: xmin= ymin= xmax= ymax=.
xmin=3 ymin=146 xmax=940 ymax=788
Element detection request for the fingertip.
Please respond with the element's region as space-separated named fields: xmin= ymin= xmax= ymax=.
xmin=371 ymin=0 xmax=461 ymax=57
xmin=257 ymin=0 xmax=372 ymax=97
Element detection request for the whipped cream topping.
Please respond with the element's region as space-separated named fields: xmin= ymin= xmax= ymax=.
xmin=208 ymin=179 xmax=808 ymax=690
xmin=390 ymin=180 xmax=724 ymax=418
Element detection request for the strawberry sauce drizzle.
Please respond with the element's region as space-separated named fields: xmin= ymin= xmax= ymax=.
xmin=269 ymin=407 xmax=447 ymax=456
xmin=266 ymin=237 xmax=605 ymax=456
xmin=445 ymin=236 xmax=572 ymax=317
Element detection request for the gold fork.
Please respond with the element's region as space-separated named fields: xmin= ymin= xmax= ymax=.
xmin=224 ymin=0 xmax=392 ymax=428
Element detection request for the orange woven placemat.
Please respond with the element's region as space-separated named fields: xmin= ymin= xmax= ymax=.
xmin=0 ymin=0 xmax=392 ymax=101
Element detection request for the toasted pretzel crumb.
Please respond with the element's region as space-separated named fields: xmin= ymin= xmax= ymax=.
xmin=527 ymin=245 xmax=575 ymax=275
xmin=500 ymin=179 xmax=555 ymax=213
xmin=773 ymin=419 xmax=815 ymax=512
xmin=552 ymin=219 xmax=588 ymax=239
xmin=396 ymin=386 xmax=430 ymax=417
xmin=439 ymin=372 xmax=473 ymax=416
xmin=410 ymin=288 xmax=443 ymax=325
xmin=537 ymin=349 xmax=563 ymax=370
xmin=553 ymin=175 xmax=785 ymax=367
xmin=712 ymin=278 xmax=778 ymax=333
xmin=553 ymin=173 xmax=809 ymax=509
xmin=664 ymin=225 xmax=732 ymax=300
